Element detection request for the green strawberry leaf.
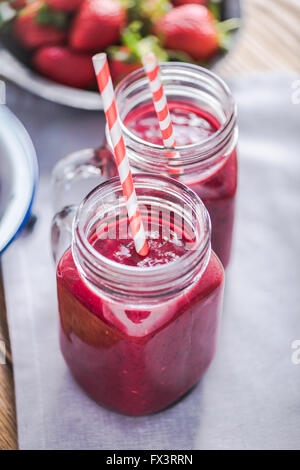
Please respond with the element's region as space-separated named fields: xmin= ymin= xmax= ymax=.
xmin=140 ymin=0 xmax=172 ymax=22
xmin=120 ymin=0 xmax=171 ymax=24
xmin=107 ymin=45 xmax=139 ymax=64
xmin=165 ymin=49 xmax=197 ymax=64
xmin=121 ymin=21 xmax=168 ymax=62
xmin=36 ymin=4 xmax=68 ymax=29
xmin=215 ymin=18 xmax=240 ymax=51
xmin=208 ymin=0 xmax=222 ymax=21
xmin=121 ymin=21 xmax=143 ymax=59
xmin=139 ymin=36 xmax=168 ymax=61
xmin=119 ymin=0 xmax=135 ymax=9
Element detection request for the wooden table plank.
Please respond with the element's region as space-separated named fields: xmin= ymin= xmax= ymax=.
xmin=216 ymin=0 xmax=300 ymax=77
xmin=0 ymin=264 xmax=17 ymax=450
xmin=0 ymin=0 xmax=299 ymax=450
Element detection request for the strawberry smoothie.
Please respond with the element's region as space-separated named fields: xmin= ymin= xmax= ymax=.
xmin=113 ymin=64 xmax=238 ymax=268
xmin=57 ymin=235 xmax=223 ymax=416
xmin=123 ymin=101 xmax=237 ymax=268
xmin=56 ymin=175 xmax=224 ymax=415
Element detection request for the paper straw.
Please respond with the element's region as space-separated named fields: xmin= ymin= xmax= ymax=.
xmin=93 ymin=53 xmax=148 ymax=257
xmin=142 ymin=52 xmax=176 ymax=149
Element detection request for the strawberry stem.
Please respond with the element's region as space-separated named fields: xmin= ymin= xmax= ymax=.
xmin=121 ymin=21 xmax=168 ymax=61
xmin=36 ymin=4 xmax=68 ymax=29
xmin=215 ymin=18 xmax=240 ymax=50
xmin=208 ymin=0 xmax=222 ymax=21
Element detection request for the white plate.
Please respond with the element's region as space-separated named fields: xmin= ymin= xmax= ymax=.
xmin=0 ymin=49 xmax=102 ymax=110
xmin=0 ymin=105 xmax=38 ymax=253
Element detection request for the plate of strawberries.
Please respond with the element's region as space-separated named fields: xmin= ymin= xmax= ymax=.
xmin=0 ymin=0 xmax=241 ymax=109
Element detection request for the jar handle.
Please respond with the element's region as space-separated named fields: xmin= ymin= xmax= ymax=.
xmin=50 ymin=146 xmax=117 ymax=264
xmin=51 ymin=146 xmax=117 ymax=214
xmin=51 ymin=205 xmax=76 ymax=264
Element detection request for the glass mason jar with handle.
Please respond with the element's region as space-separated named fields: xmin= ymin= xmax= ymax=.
xmin=110 ymin=63 xmax=238 ymax=268
xmin=52 ymin=174 xmax=224 ymax=416
xmin=52 ymin=63 xmax=237 ymax=269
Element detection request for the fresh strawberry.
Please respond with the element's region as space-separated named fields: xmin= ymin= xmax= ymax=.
xmin=11 ymin=0 xmax=27 ymax=8
xmin=109 ymin=46 xmax=141 ymax=84
xmin=154 ymin=5 xmax=219 ymax=61
xmin=69 ymin=0 xmax=126 ymax=52
xmin=13 ymin=1 xmax=67 ymax=50
xmin=46 ymin=0 xmax=83 ymax=12
xmin=172 ymin=0 xmax=207 ymax=5
xmin=33 ymin=46 xmax=95 ymax=88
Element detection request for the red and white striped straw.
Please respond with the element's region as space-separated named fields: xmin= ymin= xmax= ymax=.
xmin=92 ymin=53 xmax=148 ymax=257
xmin=142 ymin=52 xmax=176 ymax=149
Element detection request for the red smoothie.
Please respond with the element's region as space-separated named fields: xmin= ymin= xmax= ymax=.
xmin=57 ymin=228 xmax=224 ymax=415
xmin=124 ymin=102 xmax=238 ymax=268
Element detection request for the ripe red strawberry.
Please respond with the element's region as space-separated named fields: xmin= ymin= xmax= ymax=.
xmin=46 ymin=0 xmax=83 ymax=12
xmin=13 ymin=1 xmax=67 ymax=50
xmin=155 ymin=5 xmax=219 ymax=61
xmin=33 ymin=46 xmax=95 ymax=88
xmin=172 ymin=0 xmax=207 ymax=5
xmin=69 ymin=0 xmax=126 ymax=52
xmin=109 ymin=46 xmax=141 ymax=84
xmin=11 ymin=0 xmax=27 ymax=8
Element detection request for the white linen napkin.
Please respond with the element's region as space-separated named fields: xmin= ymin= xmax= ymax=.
xmin=2 ymin=73 xmax=300 ymax=450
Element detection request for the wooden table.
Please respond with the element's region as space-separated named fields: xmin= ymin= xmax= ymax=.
xmin=0 ymin=266 xmax=17 ymax=450
xmin=0 ymin=0 xmax=299 ymax=450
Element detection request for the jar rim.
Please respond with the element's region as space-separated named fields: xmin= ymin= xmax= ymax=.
xmin=72 ymin=174 xmax=211 ymax=299
xmin=74 ymin=173 xmax=210 ymax=274
xmin=115 ymin=62 xmax=236 ymax=154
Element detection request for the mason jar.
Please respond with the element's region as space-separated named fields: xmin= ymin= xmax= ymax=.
xmin=108 ymin=63 xmax=238 ymax=268
xmin=53 ymin=174 xmax=224 ymax=416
